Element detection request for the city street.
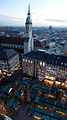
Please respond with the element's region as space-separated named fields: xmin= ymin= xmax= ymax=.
xmin=10 ymin=105 xmax=32 ymax=120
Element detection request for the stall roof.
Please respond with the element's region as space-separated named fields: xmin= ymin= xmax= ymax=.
xmin=35 ymin=107 xmax=44 ymax=114
xmin=42 ymin=115 xmax=50 ymax=120
xmin=33 ymin=112 xmax=41 ymax=118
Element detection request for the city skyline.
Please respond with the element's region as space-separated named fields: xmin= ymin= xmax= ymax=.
xmin=0 ymin=0 xmax=67 ymax=27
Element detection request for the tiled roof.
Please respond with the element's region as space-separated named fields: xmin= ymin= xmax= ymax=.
xmin=0 ymin=36 xmax=24 ymax=45
xmin=0 ymin=36 xmax=46 ymax=50
xmin=0 ymin=36 xmax=42 ymax=48
xmin=0 ymin=49 xmax=18 ymax=60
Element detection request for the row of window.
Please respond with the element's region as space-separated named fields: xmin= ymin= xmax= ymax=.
xmin=23 ymin=59 xmax=33 ymax=63
xmin=23 ymin=59 xmax=67 ymax=70
xmin=23 ymin=59 xmax=67 ymax=81
xmin=2 ymin=44 xmax=23 ymax=49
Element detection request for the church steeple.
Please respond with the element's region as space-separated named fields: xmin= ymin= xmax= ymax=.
xmin=28 ymin=4 xmax=30 ymax=15
xmin=24 ymin=4 xmax=34 ymax=54
xmin=26 ymin=3 xmax=32 ymax=24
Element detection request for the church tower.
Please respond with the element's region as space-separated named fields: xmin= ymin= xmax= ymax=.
xmin=24 ymin=4 xmax=33 ymax=54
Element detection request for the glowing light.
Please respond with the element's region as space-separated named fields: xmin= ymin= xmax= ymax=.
xmin=9 ymin=88 xmax=12 ymax=93
xmin=45 ymin=76 xmax=55 ymax=80
xmin=0 ymin=70 xmax=2 ymax=74
xmin=26 ymin=60 xmax=27 ymax=62
xmin=31 ymin=61 xmax=33 ymax=63
xmin=62 ymin=83 xmax=64 ymax=86
xmin=65 ymin=80 xmax=67 ymax=83
xmin=40 ymin=62 xmax=42 ymax=66
xmin=23 ymin=59 xmax=25 ymax=61
xmin=43 ymin=62 xmax=45 ymax=66
xmin=55 ymin=81 xmax=61 ymax=85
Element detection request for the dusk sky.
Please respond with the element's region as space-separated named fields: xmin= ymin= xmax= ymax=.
xmin=0 ymin=0 xmax=67 ymax=26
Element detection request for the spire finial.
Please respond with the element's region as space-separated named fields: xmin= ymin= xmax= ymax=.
xmin=28 ymin=3 xmax=30 ymax=15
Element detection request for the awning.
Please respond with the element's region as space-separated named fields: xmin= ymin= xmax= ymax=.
xmin=14 ymin=90 xmax=22 ymax=97
xmin=16 ymin=80 xmax=21 ymax=85
xmin=34 ymin=96 xmax=39 ymax=103
xmin=33 ymin=112 xmax=41 ymax=118
xmin=2 ymin=85 xmax=11 ymax=93
xmin=7 ymin=98 xmax=14 ymax=107
xmin=50 ymin=118 xmax=57 ymax=120
xmin=21 ymin=80 xmax=31 ymax=87
xmin=42 ymin=115 xmax=50 ymax=120
xmin=14 ymin=90 xmax=19 ymax=97
xmin=13 ymin=100 xmax=19 ymax=109
xmin=35 ymin=107 xmax=44 ymax=114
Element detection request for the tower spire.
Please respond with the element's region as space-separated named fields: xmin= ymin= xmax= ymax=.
xmin=24 ymin=4 xmax=33 ymax=54
xmin=28 ymin=3 xmax=30 ymax=15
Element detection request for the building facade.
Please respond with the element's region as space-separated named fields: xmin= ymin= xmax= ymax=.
xmin=22 ymin=50 xmax=67 ymax=88
xmin=0 ymin=49 xmax=20 ymax=76
xmin=64 ymin=42 xmax=67 ymax=56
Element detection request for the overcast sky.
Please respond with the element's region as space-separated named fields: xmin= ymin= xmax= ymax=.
xmin=0 ymin=0 xmax=67 ymax=26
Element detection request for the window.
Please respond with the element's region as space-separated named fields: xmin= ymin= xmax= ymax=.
xmin=64 ymin=63 xmax=66 ymax=66
xmin=61 ymin=62 xmax=63 ymax=65
xmin=28 ymin=60 xmax=30 ymax=63
xmin=26 ymin=59 xmax=27 ymax=62
xmin=31 ymin=61 xmax=33 ymax=63
xmin=43 ymin=62 xmax=45 ymax=66
xmin=23 ymin=59 xmax=25 ymax=61
xmin=40 ymin=62 xmax=42 ymax=66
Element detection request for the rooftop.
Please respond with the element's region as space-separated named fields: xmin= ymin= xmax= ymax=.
xmin=23 ymin=50 xmax=67 ymax=67
xmin=0 ymin=48 xmax=18 ymax=61
xmin=0 ymin=36 xmax=24 ymax=45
